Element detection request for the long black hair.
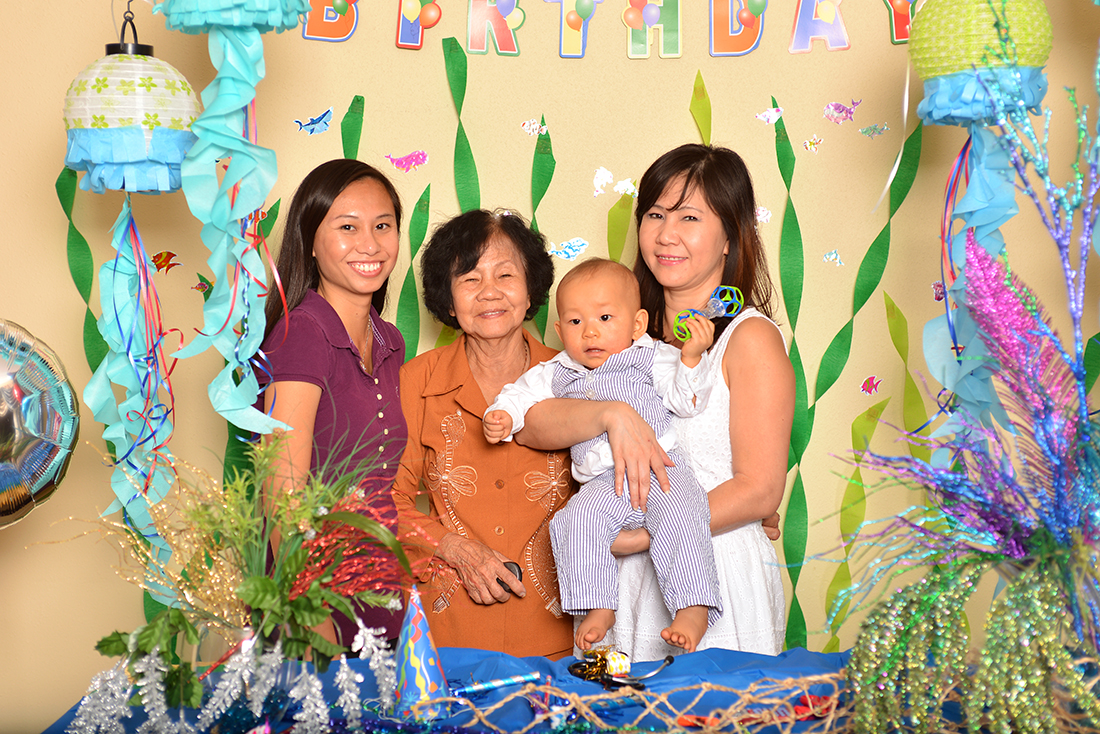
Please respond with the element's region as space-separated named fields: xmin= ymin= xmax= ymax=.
xmin=633 ymin=144 xmax=776 ymax=341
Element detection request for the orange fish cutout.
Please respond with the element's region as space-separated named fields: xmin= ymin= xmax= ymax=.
xmin=735 ymin=694 xmax=838 ymax=726
xmin=151 ymin=251 xmax=181 ymax=273
xmin=861 ymin=376 xmax=882 ymax=395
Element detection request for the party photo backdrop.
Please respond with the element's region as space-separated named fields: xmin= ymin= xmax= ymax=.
xmin=2 ymin=0 xmax=1098 ymax=729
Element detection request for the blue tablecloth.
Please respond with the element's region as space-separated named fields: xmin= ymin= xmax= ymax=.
xmin=45 ymin=646 xmax=849 ymax=733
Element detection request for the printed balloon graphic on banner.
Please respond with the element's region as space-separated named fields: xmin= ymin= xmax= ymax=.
xmin=420 ymin=2 xmax=442 ymax=28
xmin=0 ymin=321 xmax=80 ymax=528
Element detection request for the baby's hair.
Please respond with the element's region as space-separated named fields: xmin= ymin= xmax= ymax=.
xmin=557 ymin=258 xmax=641 ymax=310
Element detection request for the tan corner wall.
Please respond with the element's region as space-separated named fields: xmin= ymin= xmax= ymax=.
xmin=1 ymin=2 xmax=1098 ymax=730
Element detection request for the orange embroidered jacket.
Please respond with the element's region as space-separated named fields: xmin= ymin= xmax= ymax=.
xmin=392 ymin=331 xmax=576 ymax=659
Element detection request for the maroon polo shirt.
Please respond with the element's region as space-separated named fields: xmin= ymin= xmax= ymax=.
xmin=260 ymin=289 xmax=409 ymax=640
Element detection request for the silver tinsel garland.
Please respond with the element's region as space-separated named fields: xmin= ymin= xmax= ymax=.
xmin=289 ymin=669 xmax=329 ymax=734
xmin=334 ymin=655 xmax=366 ymax=731
xmin=66 ymin=662 xmax=134 ymax=734
xmin=353 ymin=620 xmax=396 ymax=711
xmin=248 ymin=640 xmax=285 ymax=717
xmin=196 ymin=639 xmax=256 ymax=731
xmin=133 ymin=647 xmax=195 ymax=734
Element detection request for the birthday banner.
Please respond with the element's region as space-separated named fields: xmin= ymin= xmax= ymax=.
xmin=301 ymin=0 xmax=914 ymax=55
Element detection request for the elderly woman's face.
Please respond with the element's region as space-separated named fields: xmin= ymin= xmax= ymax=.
xmin=450 ymin=235 xmax=531 ymax=341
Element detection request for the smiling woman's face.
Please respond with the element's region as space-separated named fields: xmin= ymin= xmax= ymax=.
xmin=637 ymin=176 xmax=730 ymax=301
xmin=312 ymin=177 xmax=399 ymax=307
xmin=449 ymin=235 xmax=531 ymax=341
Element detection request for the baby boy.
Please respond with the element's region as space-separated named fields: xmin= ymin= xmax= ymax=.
xmin=484 ymin=258 xmax=722 ymax=653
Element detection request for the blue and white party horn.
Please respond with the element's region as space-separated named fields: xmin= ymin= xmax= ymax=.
xmin=452 ymin=671 xmax=541 ymax=698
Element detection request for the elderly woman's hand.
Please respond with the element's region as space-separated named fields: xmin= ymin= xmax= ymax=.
xmin=437 ymin=532 xmax=526 ymax=605
xmin=604 ymin=402 xmax=674 ymax=512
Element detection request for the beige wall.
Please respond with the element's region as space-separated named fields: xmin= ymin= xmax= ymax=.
xmin=2 ymin=1 xmax=1098 ymax=730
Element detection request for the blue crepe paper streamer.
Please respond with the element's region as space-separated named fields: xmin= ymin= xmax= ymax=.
xmin=168 ymin=25 xmax=288 ymax=434
xmin=64 ymin=127 xmax=197 ymax=194
xmin=917 ymin=67 xmax=1048 ymax=128
xmin=153 ymin=0 xmax=311 ymax=34
xmin=919 ymin=68 xmax=1045 ymax=437
xmin=83 ymin=198 xmax=176 ymax=603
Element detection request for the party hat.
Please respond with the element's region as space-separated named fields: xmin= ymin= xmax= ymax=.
xmin=393 ymin=585 xmax=450 ymax=719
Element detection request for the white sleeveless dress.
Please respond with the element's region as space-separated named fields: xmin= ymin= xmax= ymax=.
xmin=590 ymin=308 xmax=787 ymax=661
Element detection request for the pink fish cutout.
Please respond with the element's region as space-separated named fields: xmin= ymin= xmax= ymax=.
xmin=932 ymin=281 xmax=945 ymax=301
xmin=756 ymin=107 xmax=784 ymax=124
xmin=860 ymin=376 xmax=882 ymax=395
xmin=823 ymin=99 xmax=862 ymax=125
xmin=386 ymin=150 xmax=429 ymax=173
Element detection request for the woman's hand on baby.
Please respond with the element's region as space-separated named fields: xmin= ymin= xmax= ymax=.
xmin=610 ymin=527 xmax=651 ymax=556
xmin=483 ymin=410 xmax=513 ymax=444
xmin=603 ymin=402 xmax=672 ymax=512
xmin=437 ymin=532 xmax=525 ymax=604
xmin=761 ymin=511 xmax=782 ymax=541
xmin=680 ymin=315 xmax=715 ymax=366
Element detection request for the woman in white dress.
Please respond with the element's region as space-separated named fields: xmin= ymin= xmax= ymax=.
xmin=518 ymin=144 xmax=793 ymax=660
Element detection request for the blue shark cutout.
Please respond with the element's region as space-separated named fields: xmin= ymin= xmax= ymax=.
xmin=294 ymin=107 xmax=333 ymax=136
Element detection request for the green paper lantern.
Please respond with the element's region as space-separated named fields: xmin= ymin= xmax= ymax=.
xmin=909 ymin=0 xmax=1052 ymax=81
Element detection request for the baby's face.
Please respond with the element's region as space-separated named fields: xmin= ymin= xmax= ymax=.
xmin=554 ymin=273 xmax=646 ymax=369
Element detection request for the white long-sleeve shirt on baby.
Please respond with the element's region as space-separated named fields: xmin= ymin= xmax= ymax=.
xmin=487 ymin=334 xmax=712 ymax=483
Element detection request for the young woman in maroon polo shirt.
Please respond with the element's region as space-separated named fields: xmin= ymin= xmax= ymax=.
xmin=260 ymin=159 xmax=410 ymax=645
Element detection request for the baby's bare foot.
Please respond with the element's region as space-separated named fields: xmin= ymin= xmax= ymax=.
xmin=576 ymin=609 xmax=617 ymax=651
xmin=661 ymin=606 xmax=708 ymax=653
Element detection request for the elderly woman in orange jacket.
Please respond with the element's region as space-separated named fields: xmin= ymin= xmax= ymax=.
xmin=391 ymin=209 xmax=576 ymax=660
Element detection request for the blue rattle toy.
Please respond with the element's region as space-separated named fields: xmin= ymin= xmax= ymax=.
xmin=673 ymin=286 xmax=744 ymax=341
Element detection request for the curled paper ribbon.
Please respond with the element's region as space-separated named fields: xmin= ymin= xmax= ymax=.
xmin=673 ymin=285 xmax=743 ymax=341
xmin=170 ymin=25 xmax=287 ymax=434
xmin=924 ymin=125 xmax=1023 ymax=437
xmin=917 ymin=64 xmax=1047 ymax=436
xmin=83 ymin=198 xmax=177 ymax=599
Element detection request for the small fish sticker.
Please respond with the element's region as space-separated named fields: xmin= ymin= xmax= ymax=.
xmin=520 ymin=118 xmax=548 ymax=136
xmin=385 ymin=150 xmax=429 ymax=173
xmin=613 ymin=179 xmax=638 ymax=198
xmin=803 ymin=134 xmax=824 ymax=153
xmin=294 ymin=107 xmax=333 ymax=136
xmin=593 ymin=167 xmax=614 ymax=196
xmin=192 ymin=273 xmax=214 ymax=298
xmin=756 ymin=107 xmax=784 ymax=124
xmin=823 ymin=99 xmax=861 ymax=125
xmin=151 ymin=251 xmax=180 ymax=273
xmin=549 ymin=237 xmax=589 ymax=261
xmin=932 ymin=280 xmax=945 ymax=301
xmin=859 ymin=122 xmax=889 ymax=139
xmin=755 ymin=206 xmax=772 ymax=224
xmin=860 ymin=375 xmax=882 ymax=395
xmin=822 ymin=249 xmax=844 ymax=266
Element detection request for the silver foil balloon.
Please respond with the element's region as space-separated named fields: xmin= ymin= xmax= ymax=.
xmin=0 ymin=320 xmax=79 ymax=527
